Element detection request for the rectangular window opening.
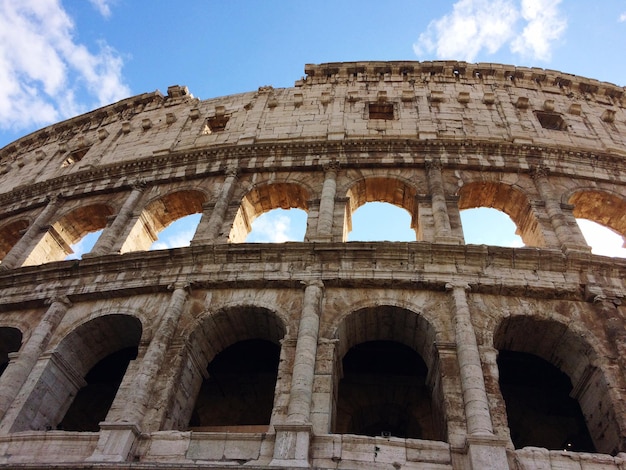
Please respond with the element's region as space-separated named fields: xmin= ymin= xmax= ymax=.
xmin=535 ymin=111 xmax=567 ymax=131
xmin=207 ymin=116 xmax=229 ymax=132
xmin=368 ymin=103 xmax=394 ymax=120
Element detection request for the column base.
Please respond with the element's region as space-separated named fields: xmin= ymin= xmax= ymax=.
xmin=465 ymin=434 xmax=510 ymax=470
xmin=87 ymin=422 xmax=140 ymax=462
xmin=435 ymin=235 xmax=464 ymax=245
xmin=269 ymin=423 xmax=312 ymax=468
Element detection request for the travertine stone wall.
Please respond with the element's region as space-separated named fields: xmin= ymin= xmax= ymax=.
xmin=0 ymin=61 xmax=624 ymax=469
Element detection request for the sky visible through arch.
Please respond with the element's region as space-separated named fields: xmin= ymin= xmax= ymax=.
xmin=1 ymin=1 xmax=625 ymax=257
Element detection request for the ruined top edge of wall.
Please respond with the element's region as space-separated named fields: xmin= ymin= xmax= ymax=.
xmin=0 ymin=87 xmax=195 ymax=155
xmin=302 ymin=60 xmax=625 ymax=95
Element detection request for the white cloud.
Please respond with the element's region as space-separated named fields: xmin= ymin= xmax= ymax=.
xmin=413 ymin=0 xmax=565 ymax=62
xmin=620 ymin=12 xmax=626 ymax=22
xmin=151 ymin=228 xmax=196 ymax=250
xmin=0 ymin=0 xmax=129 ymax=133
xmin=510 ymin=0 xmax=566 ymax=60
xmin=150 ymin=214 xmax=201 ymax=250
xmin=88 ymin=0 xmax=113 ymax=18
xmin=247 ymin=213 xmax=294 ymax=243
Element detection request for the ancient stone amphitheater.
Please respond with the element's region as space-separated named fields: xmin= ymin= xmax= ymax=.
xmin=0 ymin=61 xmax=624 ymax=470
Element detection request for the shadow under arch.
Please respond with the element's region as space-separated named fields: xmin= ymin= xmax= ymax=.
xmin=333 ymin=305 xmax=446 ymax=441
xmin=458 ymin=181 xmax=544 ymax=247
xmin=10 ymin=314 xmax=142 ymax=432
xmin=174 ymin=306 xmax=287 ymax=431
xmin=345 ymin=177 xmax=418 ymax=241
xmin=494 ymin=315 xmax=622 ymax=455
xmin=23 ymin=203 xmax=114 ymax=265
xmin=229 ymin=182 xmax=310 ymax=243
xmin=568 ymin=190 xmax=626 ymax=246
xmin=121 ymin=189 xmax=207 ymax=253
xmin=0 ymin=219 xmax=30 ymax=261
xmin=0 ymin=326 xmax=22 ymax=376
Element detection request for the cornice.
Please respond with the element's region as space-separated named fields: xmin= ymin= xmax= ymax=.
xmin=0 ymin=138 xmax=624 ymax=217
xmin=0 ymin=242 xmax=623 ymax=311
xmin=302 ymin=61 xmax=626 ymax=103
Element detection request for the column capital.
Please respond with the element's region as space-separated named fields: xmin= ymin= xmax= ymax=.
xmin=323 ymin=161 xmax=340 ymax=174
xmin=167 ymin=281 xmax=192 ymax=292
xmin=225 ymin=166 xmax=239 ymax=178
xmin=44 ymin=193 xmax=65 ymax=205
xmin=529 ymin=165 xmax=550 ymax=179
xmin=445 ymin=282 xmax=471 ymax=292
xmin=425 ymin=158 xmax=443 ymax=171
xmin=130 ymin=179 xmax=147 ymax=191
xmin=45 ymin=295 xmax=72 ymax=308
xmin=301 ymin=279 xmax=324 ymax=290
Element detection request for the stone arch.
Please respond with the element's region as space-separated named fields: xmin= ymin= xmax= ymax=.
xmin=23 ymin=203 xmax=114 ymax=265
xmin=229 ymin=182 xmax=310 ymax=243
xmin=568 ymin=189 xmax=626 ymax=244
xmin=173 ymin=305 xmax=287 ymax=431
xmin=0 ymin=326 xmax=22 ymax=376
xmin=494 ymin=315 xmax=622 ymax=454
xmin=11 ymin=313 xmax=142 ymax=432
xmin=332 ymin=305 xmax=446 ymax=441
xmin=458 ymin=181 xmax=544 ymax=246
xmin=0 ymin=219 xmax=30 ymax=261
xmin=121 ymin=189 xmax=207 ymax=252
xmin=344 ymin=177 xmax=419 ymax=240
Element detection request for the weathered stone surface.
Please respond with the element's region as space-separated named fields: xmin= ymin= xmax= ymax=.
xmin=0 ymin=61 xmax=624 ymax=469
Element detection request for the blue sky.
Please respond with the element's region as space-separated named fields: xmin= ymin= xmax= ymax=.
xmin=1 ymin=1 xmax=625 ymax=256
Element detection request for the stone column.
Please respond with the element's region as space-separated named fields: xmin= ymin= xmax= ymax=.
xmin=426 ymin=159 xmax=460 ymax=244
xmin=316 ymin=164 xmax=339 ymax=240
xmin=271 ymin=280 xmax=323 ymax=468
xmin=447 ymin=283 xmax=510 ymax=470
xmin=531 ymin=167 xmax=589 ymax=252
xmin=0 ymin=296 xmax=71 ymax=423
xmin=89 ymin=283 xmax=189 ymax=462
xmin=192 ymin=168 xmax=238 ymax=243
xmin=0 ymin=195 xmax=62 ymax=270
xmin=87 ymin=182 xmax=145 ymax=256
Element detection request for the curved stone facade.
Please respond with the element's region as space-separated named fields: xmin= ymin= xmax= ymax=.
xmin=0 ymin=61 xmax=624 ymax=469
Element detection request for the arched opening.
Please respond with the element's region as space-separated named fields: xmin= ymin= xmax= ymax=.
xmin=23 ymin=204 xmax=113 ymax=265
xmin=458 ymin=182 xmax=543 ymax=246
xmin=66 ymin=230 xmax=103 ymax=260
xmin=569 ymin=191 xmax=626 ymax=257
xmin=460 ymin=207 xmax=524 ymax=247
xmin=171 ymin=306 xmax=286 ymax=432
xmin=348 ymin=202 xmax=415 ymax=241
xmin=494 ymin=316 xmax=621 ymax=454
xmin=229 ymin=183 xmax=309 ymax=243
xmin=10 ymin=314 xmax=142 ymax=432
xmin=577 ymin=219 xmax=626 ymax=257
xmin=0 ymin=327 xmax=22 ymax=376
xmin=336 ymin=340 xmax=434 ymax=439
xmin=0 ymin=219 xmax=29 ymax=262
xmin=189 ymin=339 xmax=280 ymax=431
xmin=333 ymin=306 xmax=445 ymax=441
xmin=121 ymin=190 xmax=205 ymax=253
xmin=58 ymin=346 xmax=138 ymax=431
xmin=150 ymin=213 xmax=202 ymax=250
xmin=345 ymin=178 xmax=418 ymax=242
xmin=246 ymin=208 xmax=308 ymax=242
xmin=498 ymin=350 xmax=594 ymax=452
